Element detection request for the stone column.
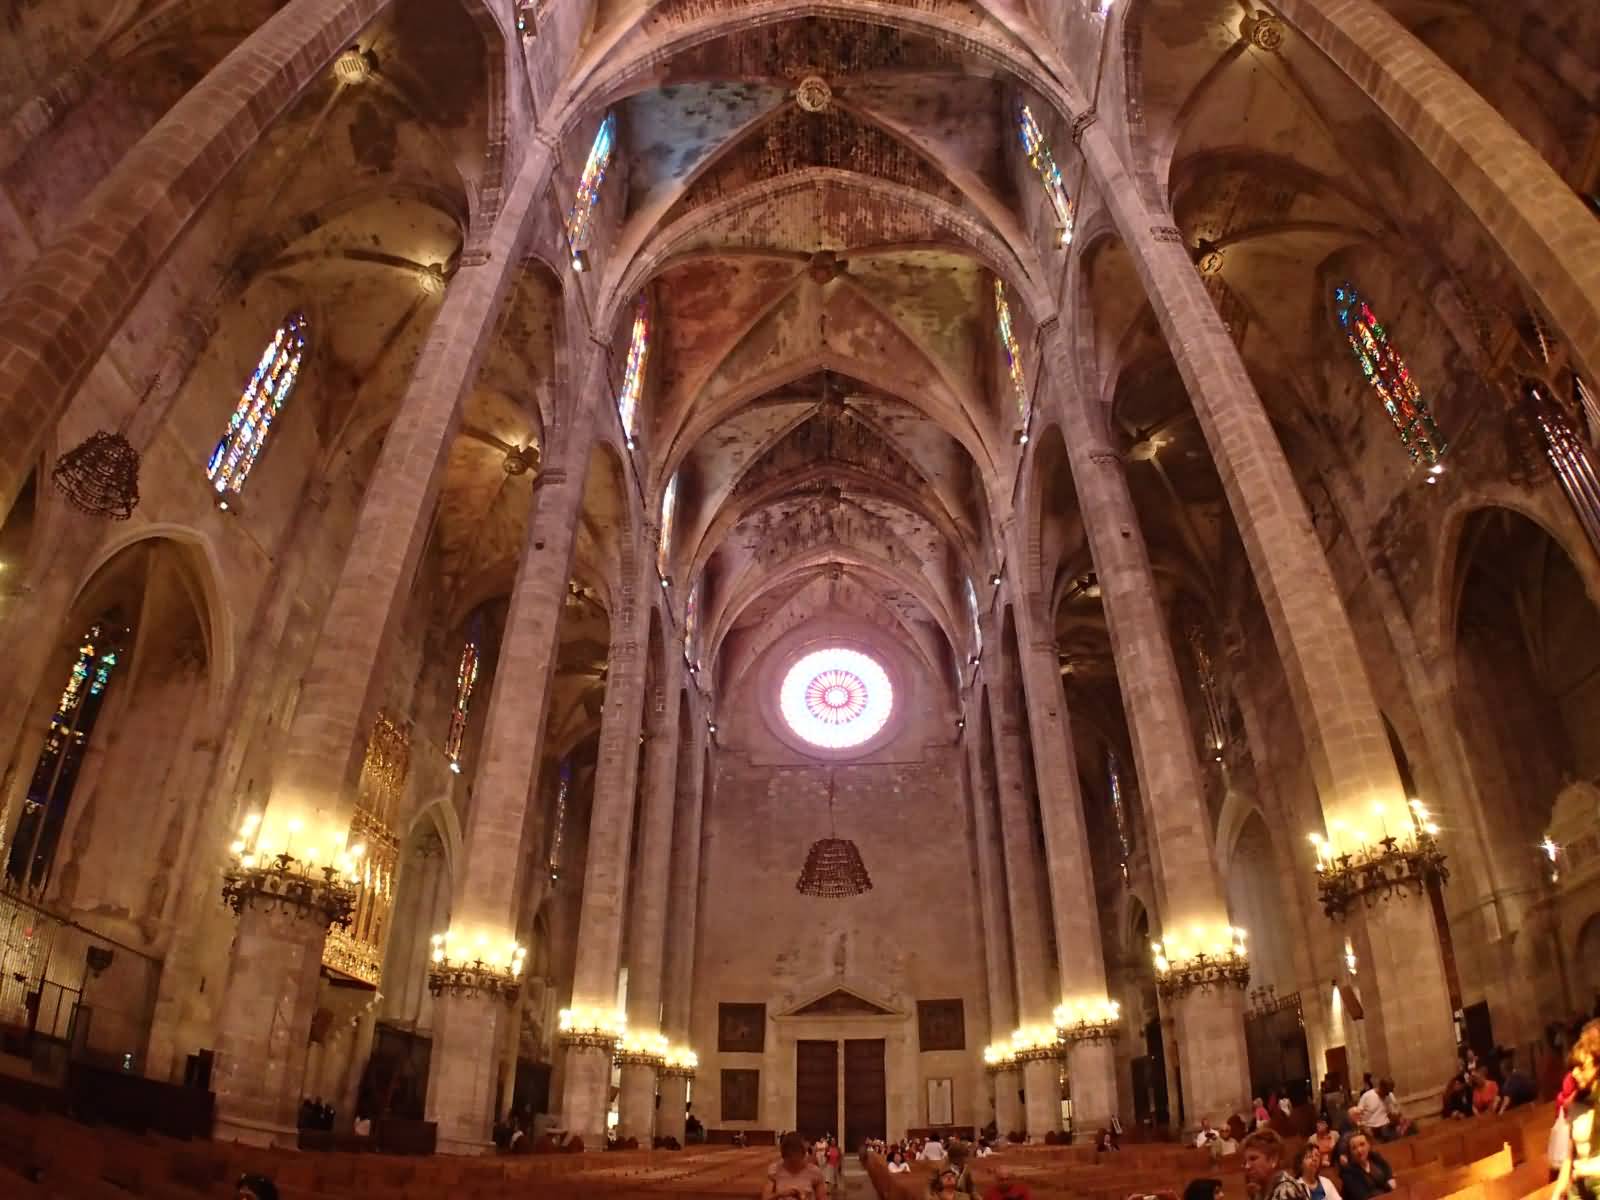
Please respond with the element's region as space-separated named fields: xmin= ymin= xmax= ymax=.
xmin=1073 ymin=130 xmax=1458 ymax=1097
xmin=207 ymin=144 xmax=556 ymax=1140
xmin=212 ymin=898 xmax=340 ymax=1144
xmin=560 ymin=571 xmax=652 ymax=1146
xmin=617 ymin=648 xmax=684 ymax=1143
xmin=658 ymin=721 xmax=708 ymax=1147
xmin=1036 ymin=318 xmax=1249 ymax=1129
xmin=0 ymin=0 xmax=397 ymax=524
xmin=1265 ymin=0 xmax=1600 ymax=384
xmin=981 ymin=663 xmax=1059 ymax=1138
xmin=426 ymin=426 xmax=593 ymax=1154
xmin=963 ymin=728 xmax=1022 ymax=1140
xmin=1005 ymin=589 xmax=1120 ymax=1139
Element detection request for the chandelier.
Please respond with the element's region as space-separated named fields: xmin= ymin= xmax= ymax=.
xmin=661 ymin=1044 xmax=699 ymax=1079
xmin=220 ymin=813 xmax=360 ymax=930
xmin=1309 ymin=799 xmax=1449 ymax=919
xmin=614 ymin=1030 xmax=669 ymax=1069
xmin=796 ymin=772 xmax=872 ymax=898
xmin=1151 ymin=924 xmax=1251 ymax=999
xmin=51 ymin=430 xmax=141 ymax=520
xmin=427 ymin=930 xmax=526 ymax=1002
xmin=558 ymin=1005 xmax=627 ymax=1050
xmin=1054 ymin=998 xmax=1122 ymax=1045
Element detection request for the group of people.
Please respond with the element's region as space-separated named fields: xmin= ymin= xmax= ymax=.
xmin=295 ymin=1096 xmax=339 ymax=1132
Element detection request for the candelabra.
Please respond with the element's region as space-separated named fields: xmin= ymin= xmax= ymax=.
xmin=614 ymin=1030 xmax=669 ymax=1068
xmin=427 ymin=931 xmax=526 ymax=1002
xmin=1310 ymin=801 xmax=1449 ymax=919
xmin=1151 ymin=925 xmax=1250 ymax=999
xmin=661 ymin=1045 xmax=699 ymax=1079
xmin=558 ymin=1005 xmax=627 ymax=1050
xmin=1003 ymin=1024 xmax=1062 ymax=1064
xmin=220 ymin=814 xmax=358 ymax=930
xmin=1247 ymin=986 xmax=1303 ymax=1021
xmin=982 ymin=1043 xmax=1017 ymax=1074
xmin=1054 ymin=999 xmax=1122 ymax=1045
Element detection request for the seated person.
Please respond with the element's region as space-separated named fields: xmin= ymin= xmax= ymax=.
xmin=1295 ymin=1143 xmax=1341 ymax=1200
xmin=1339 ymin=1133 xmax=1397 ymax=1200
xmin=765 ymin=1133 xmax=828 ymax=1200
xmin=1312 ymin=1118 xmax=1338 ymax=1162
xmin=887 ymin=1150 xmax=911 ymax=1174
xmin=1497 ymin=1066 xmax=1535 ymax=1112
xmin=920 ymin=1135 xmax=947 ymax=1161
xmin=1470 ymin=1071 xmax=1499 ymax=1116
xmin=982 ymin=1170 xmax=1033 ymax=1200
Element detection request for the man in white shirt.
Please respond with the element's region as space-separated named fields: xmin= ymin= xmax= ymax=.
xmin=1195 ymin=1118 xmax=1221 ymax=1150
xmin=1356 ymin=1084 xmax=1391 ymax=1140
xmin=920 ymin=1135 xmax=946 ymax=1161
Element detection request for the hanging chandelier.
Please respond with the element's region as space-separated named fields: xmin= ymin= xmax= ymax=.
xmin=51 ymin=430 xmax=141 ymax=520
xmin=796 ymin=772 xmax=872 ymax=898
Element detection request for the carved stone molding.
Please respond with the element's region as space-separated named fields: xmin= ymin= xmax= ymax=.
xmin=1069 ymin=109 xmax=1098 ymax=146
xmin=1149 ymin=225 xmax=1184 ymax=245
xmin=1241 ymin=10 xmax=1286 ymax=51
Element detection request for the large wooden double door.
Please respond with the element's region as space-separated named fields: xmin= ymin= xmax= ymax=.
xmin=794 ymin=1038 xmax=886 ymax=1149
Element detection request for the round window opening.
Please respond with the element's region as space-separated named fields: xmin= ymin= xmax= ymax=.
xmin=779 ymin=647 xmax=894 ymax=751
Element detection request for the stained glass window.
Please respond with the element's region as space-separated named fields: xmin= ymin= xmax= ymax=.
xmin=617 ymin=294 xmax=650 ymax=441
xmin=658 ymin=472 xmax=678 ymax=580
xmin=548 ymin=757 xmax=573 ymax=879
xmin=566 ymin=112 xmax=617 ymax=258
xmin=1107 ymin=748 xmax=1131 ymax=880
xmin=963 ymin=576 xmax=983 ymax=663
xmin=779 ymin=647 xmax=893 ymax=750
xmin=994 ymin=279 xmax=1029 ymax=423
xmin=683 ymin=579 xmax=699 ymax=666
xmin=6 ymin=621 xmax=124 ymax=891
xmin=1018 ymin=103 xmax=1074 ymax=245
xmin=1333 ymin=283 xmax=1447 ymax=465
xmin=444 ymin=613 xmax=483 ymax=773
xmin=207 ymin=312 xmax=308 ymax=497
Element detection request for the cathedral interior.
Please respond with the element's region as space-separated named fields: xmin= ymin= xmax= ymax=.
xmin=0 ymin=0 xmax=1598 ymax=1161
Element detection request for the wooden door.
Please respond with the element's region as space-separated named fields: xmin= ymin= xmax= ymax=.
xmin=796 ymin=1040 xmax=839 ymax=1140
xmin=844 ymin=1038 xmax=886 ymax=1150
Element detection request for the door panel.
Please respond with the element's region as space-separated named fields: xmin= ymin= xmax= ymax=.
xmin=844 ymin=1038 xmax=886 ymax=1150
xmin=796 ymin=1040 xmax=838 ymax=1140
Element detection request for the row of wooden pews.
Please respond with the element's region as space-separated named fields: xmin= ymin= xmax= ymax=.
xmin=864 ymin=1106 xmax=1559 ymax=1200
xmin=0 ymin=1101 xmax=780 ymax=1200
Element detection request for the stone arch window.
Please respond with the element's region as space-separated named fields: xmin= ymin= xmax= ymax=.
xmin=1108 ymin=747 xmax=1131 ymax=878
xmin=206 ymin=311 xmax=308 ymax=498
xmin=994 ymin=279 xmax=1028 ymax=424
xmin=6 ymin=618 xmax=127 ymax=893
xmin=963 ymin=576 xmax=982 ymax=663
xmin=682 ymin=577 xmax=698 ymax=666
xmin=1331 ymin=283 xmax=1447 ymax=466
xmin=565 ymin=111 xmax=616 ymax=264
xmin=1017 ymin=103 xmax=1074 ymax=246
xmin=444 ymin=610 xmax=483 ymax=774
xmin=617 ymin=293 xmax=650 ymax=443
xmin=658 ymin=471 xmax=678 ymax=580
xmin=547 ymin=756 xmax=573 ymax=880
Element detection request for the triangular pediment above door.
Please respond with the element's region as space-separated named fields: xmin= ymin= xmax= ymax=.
xmin=784 ymin=988 xmax=897 ymax=1017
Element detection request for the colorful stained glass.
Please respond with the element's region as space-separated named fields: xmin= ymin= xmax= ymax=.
xmin=1107 ymin=749 xmax=1131 ymax=880
xmin=682 ymin=579 xmax=699 ymax=666
xmin=658 ymin=472 xmax=678 ymax=579
xmin=1018 ymin=104 xmax=1074 ymax=244
xmin=779 ymin=647 xmax=893 ymax=750
xmin=548 ymin=757 xmax=573 ymax=878
xmin=1333 ymin=283 xmax=1447 ymax=465
xmin=444 ymin=613 xmax=483 ymax=771
xmin=618 ymin=294 xmax=650 ymax=440
xmin=206 ymin=312 xmax=308 ymax=496
xmin=994 ymin=279 xmax=1028 ymax=422
xmin=7 ymin=621 xmax=123 ymax=890
xmin=566 ymin=112 xmax=617 ymax=255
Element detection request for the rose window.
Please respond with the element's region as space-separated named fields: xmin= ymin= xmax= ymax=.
xmin=779 ymin=647 xmax=893 ymax=750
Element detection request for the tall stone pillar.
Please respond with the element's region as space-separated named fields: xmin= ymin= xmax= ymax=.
xmin=1036 ymin=319 xmax=1248 ymax=1129
xmin=617 ymin=649 xmax=685 ymax=1143
xmin=1070 ymin=127 xmax=1458 ymax=1096
xmin=1004 ymin=587 xmax=1120 ymax=1138
xmin=981 ymin=665 xmax=1058 ymax=1137
xmin=560 ymin=574 xmax=652 ymax=1147
xmin=0 ymin=0 xmax=397 ymax=524
xmin=426 ymin=425 xmax=593 ymax=1153
xmin=659 ymin=721 xmax=708 ymax=1147
xmin=964 ymin=728 xmax=1022 ymax=1140
xmin=207 ymin=144 xmax=556 ymax=1141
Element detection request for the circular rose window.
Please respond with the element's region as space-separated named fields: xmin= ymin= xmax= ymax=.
xmin=779 ymin=647 xmax=894 ymax=750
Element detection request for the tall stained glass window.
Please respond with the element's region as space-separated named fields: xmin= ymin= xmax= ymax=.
xmin=683 ymin=579 xmax=699 ymax=666
xmin=207 ymin=312 xmax=308 ymax=497
xmin=6 ymin=620 xmax=125 ymax=891
xmin=566 ymin=112 xmax=617 ymax=259
xmin=994 ymin=279 xmax=1028 ymax=423
xmin=617 ymin=294 xmax=650 ymax=441
xmin=658 ymin=472 xmax=678 ymax=580
xmin=1107 ymin=749 xmax=1131 ymax=881
xmin=1018 ymin=103 xmax=1074 ymax=245
xmin=963 ymin=576 xmax=983 ymax=663
xmin=548 ymin=757 xmax=573 ymax=880
xmin=444 ymin=613 xmax=483 ymax=773
xmin=1333 ymin=283 xmax=1447 ymax=465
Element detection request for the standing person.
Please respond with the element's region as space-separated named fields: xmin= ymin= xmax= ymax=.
xmin=1339 ymin=1133 xmax=1397 ymax=1200
xmin=826 ymin=1137 xmax=843 ymax=1194
xmin=1355 ymin=1081 xmax=1393 ymax=1142
xmin=1553 ymin=1020 xmax=1599 ymax=1200
xmin=1241 ymin=1130 xmax=1304 ymax=1200
xmin=921 ymin=1133 xmax=947 ymax=1161
xmin=1295 ymin=1144 xmax=1341 ymax=1200
xmin=766 ymin=1133 xmax=829 ymax=1200
xmin=1253 ymin=1098 xmax=1271 ymax=1130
